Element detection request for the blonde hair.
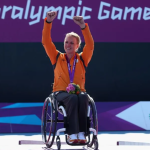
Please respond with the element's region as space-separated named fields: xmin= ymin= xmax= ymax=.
xmin=65 ymin=32 xmax=81 ymax=47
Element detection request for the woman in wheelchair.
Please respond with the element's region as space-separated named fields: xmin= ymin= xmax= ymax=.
xmin=42 ymin=11 xmax=96 ymax=145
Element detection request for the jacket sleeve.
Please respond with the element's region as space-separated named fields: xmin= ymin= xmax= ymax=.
xmin=80 ymin=23 xmax=94 ymax=67
xmin=42 ymin=18 xmax=59 ymax=65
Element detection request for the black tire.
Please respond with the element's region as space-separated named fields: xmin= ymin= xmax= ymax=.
xmin=93 ymin=139 xmax=99 ymax=150
xmin=56 ymin=138 xmax=61 ymax=150
xmin=41 ymin=96 xmax=58 ymax=148
xmin=87 ymin=97 xmax=98 ymax=148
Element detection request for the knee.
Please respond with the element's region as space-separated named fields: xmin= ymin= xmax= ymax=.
xmin=78 ymin=93 xmax=89 ymax=104
xmin=70 ymin=94 xmax=78 ymax=105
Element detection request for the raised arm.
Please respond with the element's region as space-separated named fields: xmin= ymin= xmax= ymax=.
xmin=42 ymin=11 xmax=59 ymax=65
xmin=73 ymin=16 xmax=94 ymax=67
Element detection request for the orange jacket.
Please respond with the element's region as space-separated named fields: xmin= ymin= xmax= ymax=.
xmin=42 ymin=18 xmax=94 ymax=92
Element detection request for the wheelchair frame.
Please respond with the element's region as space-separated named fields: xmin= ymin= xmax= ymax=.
xmin=41 ymin=93 xmax=99 ymax=150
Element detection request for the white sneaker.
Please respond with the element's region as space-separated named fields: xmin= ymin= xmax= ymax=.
xmin=78 ymin=132 xmax=87 ymax=143
xmin=68 ymin=134 xmax=78 ymax=144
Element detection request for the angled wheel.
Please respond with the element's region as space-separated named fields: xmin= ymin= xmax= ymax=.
xmin=87 ymin=96 xmax=98 ymax=148
xmin=41 ymin=96 xmax=58 ymax=148
xmin=56 ymin=136 xmax=61 ymax=150
xmin=93 ymin=138 xmax=98 ymax=150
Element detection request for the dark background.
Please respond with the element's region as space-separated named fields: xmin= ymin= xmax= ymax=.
xmin=0 ymin=42 xmax=150 ymax=102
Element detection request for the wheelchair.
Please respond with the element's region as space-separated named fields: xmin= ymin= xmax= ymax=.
xmin=41 ymin=92 xmax=99 ymax=150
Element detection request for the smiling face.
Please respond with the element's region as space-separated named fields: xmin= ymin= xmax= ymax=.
xmin=64 ymin=35 xmax=79 ymax=55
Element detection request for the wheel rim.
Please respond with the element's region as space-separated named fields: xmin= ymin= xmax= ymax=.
xmin=41 ymin=97 xmax=57 ymax=147
xmin=88 ymin=99 xmax=98 ymax=147
xmin=91 ymin=100 xmax=98 ymax=132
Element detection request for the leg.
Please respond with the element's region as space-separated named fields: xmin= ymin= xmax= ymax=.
xmin=77 ymin=92 xmax=89 ymax=143
xmin=55 ymin=92 xmax=79 ymax=135
xmin=78 ymin=92 xmax=89 ymax=133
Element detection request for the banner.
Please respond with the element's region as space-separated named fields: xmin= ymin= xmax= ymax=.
xmin=0 ymin=0 xmax=150 ymax=42
xmin=0 ymin=102 xmax=149 ymax=133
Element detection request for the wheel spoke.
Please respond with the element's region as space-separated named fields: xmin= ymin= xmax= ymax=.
xmin=47 ymin=113 xmax=51 ymax=120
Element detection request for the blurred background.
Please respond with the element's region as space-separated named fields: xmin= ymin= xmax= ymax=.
xmin=0 ymin=0 xmax=150 ymax=133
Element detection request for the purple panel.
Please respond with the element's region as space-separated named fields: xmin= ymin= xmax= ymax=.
xmin=0 ymin=103 xmax=12 ymax=133
xmin=96 ymin=102 xmax=137 ymax=113
xmin=0 ymin=123 xmax=11 ymax=133
xmin=0 ymin=102 xmax=146 ymax=133
xmin=0 ymin=0 xmax=150 ymax=42
xmin=97 ymin=102 xmax=145 ymax=131
xmin=0 ymin=106 xmax=41 ymax=117
xmin=12 ymin=124 xmax=41 ymax=133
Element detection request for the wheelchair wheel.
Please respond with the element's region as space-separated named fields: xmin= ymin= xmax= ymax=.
xmin=41 ymin=96 xmax=58 ymax=148
xmin=87 ymin=97 xmax=98 ymax=148
xmin=93 ymin=138 xmax=98 ymax=150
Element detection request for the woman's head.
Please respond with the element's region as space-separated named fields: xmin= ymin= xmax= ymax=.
xmin=64 ymin=32 xmax=81 ymax=55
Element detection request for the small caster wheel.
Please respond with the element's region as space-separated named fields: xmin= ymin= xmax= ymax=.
xmin=46 ymin=143 xmax=51 ymax=148
xmin=93 ymin=138 xmax=98 ymax=150
xmin=56 ymin=136 xmax=61 ymax=150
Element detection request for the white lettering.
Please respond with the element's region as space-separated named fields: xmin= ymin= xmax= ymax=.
xmin=98 ymin=1 xmax=110 ymax=20
xmin=111 ymin=7 xmax=123 ymax=20
xmin=143 ymin=7 xmax=150 ymax=20
xmin=42 ymin=6 xmax=62 ymax=19
xmin=62 ymin=6 xmax=75 ymax=25
xmin=29 ymin=6 xmax=42 ymax=25
xmin=123 ymin=7 xmax=142 ymax=20
xmin=82 ymin=6 xmax=92 ymax=20
xmin=76 ymin=0 xmax=82 ymax=16
xmin=11 ymin=6 xmax=23 ymax=19
xmin=2 ymin=6 xmax=12 ymax=19
xmin=79 ymin=0 xmax=82 ymax=5
xmin=1 ymin=0 xmax=150 ymax=26
xmin=24 ymin=0 xmax=31 ymax=19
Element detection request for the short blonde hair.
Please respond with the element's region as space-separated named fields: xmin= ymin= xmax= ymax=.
xmin=65 ymin=32 xmax=81 ymax=46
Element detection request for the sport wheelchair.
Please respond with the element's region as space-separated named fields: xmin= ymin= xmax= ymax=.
xmin=41 ymin=92 xmax=99 ymax=150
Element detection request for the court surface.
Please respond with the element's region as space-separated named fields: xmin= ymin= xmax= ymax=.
xmin=0 ymin=131 xmax=150 ymax=150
